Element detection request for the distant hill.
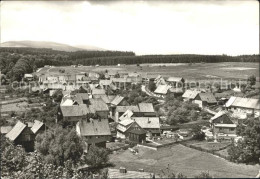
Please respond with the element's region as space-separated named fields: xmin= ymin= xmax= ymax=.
xmin=0 ymin=40 xmax=105 ymax=52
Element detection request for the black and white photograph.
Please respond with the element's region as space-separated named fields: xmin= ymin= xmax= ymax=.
xmin=0 ymin=0 xmax=259 ymax=178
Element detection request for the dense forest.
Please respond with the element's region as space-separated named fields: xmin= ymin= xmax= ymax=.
xmin=0 ymin=47 xmax=259 ymax=81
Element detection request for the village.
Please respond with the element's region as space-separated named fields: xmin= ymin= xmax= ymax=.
xmin=1 ymin=65 xmax=260 ymax=178
xmin=1 ymin=0 xmax=259 ymax=178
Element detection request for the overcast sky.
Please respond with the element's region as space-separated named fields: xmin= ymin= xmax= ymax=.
xmin=1 ymin=0 xmax=259 ymax=55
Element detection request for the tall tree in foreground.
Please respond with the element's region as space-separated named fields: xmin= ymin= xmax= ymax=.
xmin=228 ymin=118 xmax=260 ymax=164
xmin=82 ymin=145 xmax=109 ymax=168
xmin=35 ymin=126 xmax=84 ymax=166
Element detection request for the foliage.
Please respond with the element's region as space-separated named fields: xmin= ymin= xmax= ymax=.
xmin=191 ymin=124 xmax=205 ymax=141
xmin=83 ymin=145 xmax=109 ymax=168
xmin=1 ymin=48 xmax=258 ymax=82
xmin=52 ymin=89 xmax=63 ymax=103
xmin=35 ymin=126 xmax=84 ymax=166
xmin=1 ymin=137 xmax=27 ymax=177
xmin=247 ymin=75 xmax=256 ymax=86
xmin=165 ymin=98 xmax=201 ymax=125
xmin=228 ymin=118 xmax=260 ymax=164
xmin=148 ymin=80 xmax=156 ymax=92
xmin=194 ymin=171 xmax=213 ymax=178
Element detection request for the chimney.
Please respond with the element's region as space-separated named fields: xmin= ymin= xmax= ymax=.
xmin=119 ymin=167 xmax=127 ymax=173
xmin=148 ymin=118 xmax=151 ymax=123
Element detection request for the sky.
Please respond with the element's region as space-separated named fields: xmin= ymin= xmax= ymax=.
xmin=1 ymin=0 xmax=259 ymax=55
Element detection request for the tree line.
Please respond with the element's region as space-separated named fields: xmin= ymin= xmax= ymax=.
xmin=0 ymin=47 xmax=259 ymax=82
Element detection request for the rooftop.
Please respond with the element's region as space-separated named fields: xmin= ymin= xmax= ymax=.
xmin=77 ymin=119 xmax=111 ymax=136
xmin=6 ymin=121 xmax=27 ymax=141
xmin=138 ymin=103 xmax=155 ymax=113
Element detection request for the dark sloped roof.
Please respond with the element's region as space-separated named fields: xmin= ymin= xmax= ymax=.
xmin=198 ymin=93 xmax=217 ymax=103
xmin=77 ymin=119 xmax=111 ymax=136
xmin=31 ymin=120 xmax=44 ymax=134
xmin=138 ymin=103 xmax=155 ymax=113
xmin=6 ymin=121 xmax=26 ymax=141
xmin=60 ymin=104 xmax=92 ymax=116
xmin=128 ymin=128 xmax=146 ymax=135
xmin=89 ymin=98 xmax=109 ymax=111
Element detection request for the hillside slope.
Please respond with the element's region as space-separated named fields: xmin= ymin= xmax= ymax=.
xmin=0 ymin=40 xmax=104 ymax=52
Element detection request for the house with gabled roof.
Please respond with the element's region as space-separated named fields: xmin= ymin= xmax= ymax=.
xmin=89 ymin=98 xmax=109 ymax=118
xmin=154 ymin=85 xmax=171 ymax=97
xmin=6 ymin=121 xmax=35 ymax=152
xmin=194 ymin=92 xmax=217 ymax=108
xmin=115 ymin=106 xmax=140 ymax=122
xmin=58 ymin=104 xmax=95 ymax=125
xmin=76 ymin=118 xmax=111 ymax=152
xmin=210 ymin=110 xmax=237 ymax=140
xmin=182 ymin=90 xmax=201 ymax=102
xmin=132 ymin=117 xmax=160 ymax=137
xmin=31 ymin=120 xmax=45 ymax=135
xmin=224 ymin=96 xmax=260 ymax=117
xmin=116 ymin=119 xmax=146 ymax=143
xmin=166 ymin=77 xmax=185 ymax=88
xmin=138 ymin=103 xmax=156 ymax=117
xmin=99 ymin=80 xmax=113 ymax=89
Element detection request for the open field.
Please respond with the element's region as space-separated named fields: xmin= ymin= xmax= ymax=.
xmin=36 ymin=62 xmax=259 ymax=80
xmin=109 ymin=144 xmax=259 ymax=178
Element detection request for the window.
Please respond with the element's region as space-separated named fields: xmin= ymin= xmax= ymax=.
xmin=230 ymin=128 xmax=235 ymax=131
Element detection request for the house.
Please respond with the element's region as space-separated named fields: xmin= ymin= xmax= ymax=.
xmin=91 ymin=88 xmax=106 ymax=96
xmin=168 ymin=87 xmax=184 ymax=97
xmin=154 ymin=75 xmax=166 ymax=87
xmin=24 ymin=74 xmax=33 ymax=81
xmin=31 ymin=120 xmax=45 ymax=135
xmin=74 ymin=93 xmax=89 ymax=105
xmin=107 ymin=168 xmax=155 ymax=179
xmin=6 ymin=121 xmax=35 ymax=152
xmin=138 ymin=103 xmax=156 ymax=117
xmin=182 ymin=90 xmax=200 ymax=102
xmin=99 ymin=80 xmax=113 ymax=89
xmin=89 ymin=98 xmax=109 ymax=118
xmin=58 ymin=104 xmax=94 ymax=125
xmin=119 ymin=109 xmax=134 ymax=121
xmin=116 ymin=119 xmax=146 ymax=143
xmin=76 ymin=118 xmax=111 ymax=152
xmin=115 ymin=106 xmax=140 ymax=122
xmin=116 ymin=119 xmax=135 ymax=139
xmin=210 ymin=110 xmax=237 ymax=140
xmin=111 ymin=95 xmax=127 ymax=106
xmin=111 ymin=78 xmax=132 ymax=89
xmin=166 ymin=77 xmax=185 ymax=87
xmin=154 ymin=85 xmax=171 ymax=97
xmin=132 ymin=117 xmax=160 ymax=137
xmin=193 ymin=92 xmax=217 ymax=108
xmin=224 ymin=96 xmax=260 ymax=117
xmin=110 ymin=95 xmax=128 ymax=117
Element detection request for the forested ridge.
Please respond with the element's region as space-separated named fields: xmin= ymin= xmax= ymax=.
xmin=0 ymin=47 xmax=259 ymax=81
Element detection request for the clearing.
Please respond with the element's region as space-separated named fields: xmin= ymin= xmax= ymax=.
xmin=109 ymin=144 xmax=259 ymax=178
xmin=35 ymin=62 xmax=259 ymax=81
